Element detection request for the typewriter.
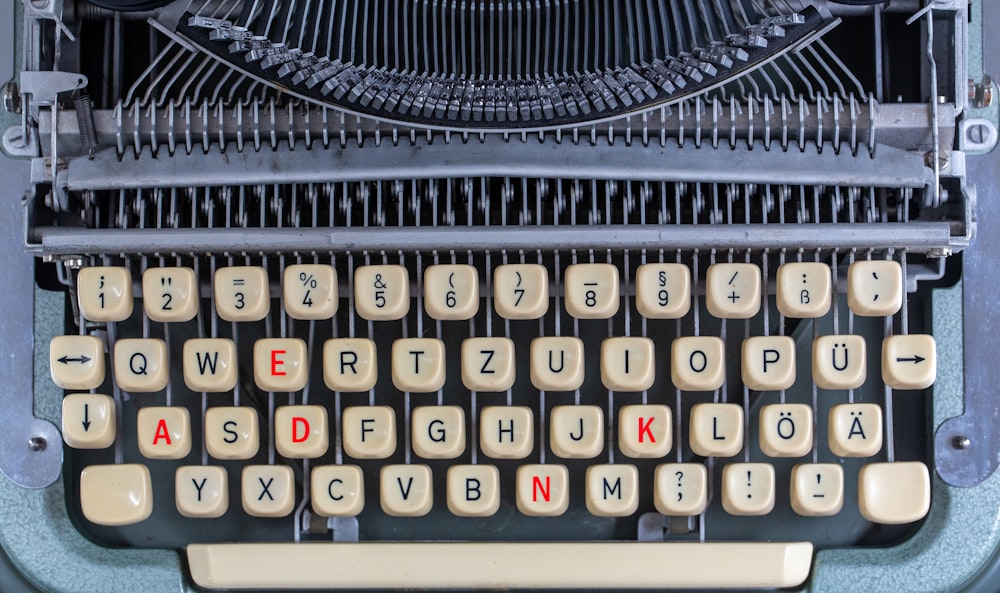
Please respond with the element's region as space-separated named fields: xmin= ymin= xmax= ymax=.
xmin=1 ymin=0 xmax=999 ymax=590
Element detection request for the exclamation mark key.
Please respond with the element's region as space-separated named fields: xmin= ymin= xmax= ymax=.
xmin=722 ymin=463 xmax=775 ymax=516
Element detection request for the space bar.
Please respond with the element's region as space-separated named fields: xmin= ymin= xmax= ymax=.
xmin=187 ymin=542 xmax=813 ymax=589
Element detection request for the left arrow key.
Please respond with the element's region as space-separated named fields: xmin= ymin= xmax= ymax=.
xmin=62 ymin=394 xmax=116 ymax=449
xmin=50 ymin=335 xmax=105 ymax=389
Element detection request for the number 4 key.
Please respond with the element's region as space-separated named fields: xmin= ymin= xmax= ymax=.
xmin=283 ymin=264 xmax=338 ymax=320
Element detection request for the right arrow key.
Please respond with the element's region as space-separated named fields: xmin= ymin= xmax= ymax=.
xmin=881 ymin=334 xmax=937 ymax=390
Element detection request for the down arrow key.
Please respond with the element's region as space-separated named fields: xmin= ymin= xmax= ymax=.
xmin=62 ymin=394 xmax=116 ymax=449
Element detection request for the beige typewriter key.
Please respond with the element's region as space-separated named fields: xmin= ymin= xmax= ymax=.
xmin=175 ymin=466 xmax=228 ymax=519
xmin=143 ymin=267 xmax=199 ymax=323
xmin=516 ymin=464 xmax=569 ymax=517
xmin=342 ymin=406 xmax=396 ymax=459
xmin=62 ymin=393 xmax=115 ymax=449
xmin=204 ymin=407 xmax=259 ymax=460
xmin=759 ymin=404 xmax=813 ymax=458
xmin=600 ymin=337 xmax=655 ymax=392
xmin=564 ymin=263 xmax=619 ymax=319
xmin=355 ymin=265 xmax=409 ymax=321
xmin=137 ymin=407 xmax=192 ymax=460
xmin=790 ymin=464 xmax=844 ymax=517
xmin=585 ymin=464 xmax=639 ymax=517
xmin=529 ymin=336 xmax=584 ymax=391
xmin=722 ymin=463 xmax=776 ymax=516
xmin=79 ymin=464 xmax=152 ymax=526
xmin=671 ymin=336 xmax=725 ymax=391
xmin=283 ymin=264 xmax=337 ymax=320
xmin=654 ymin=463 xmax=709 ymax=516
xmin=828 ymin=403 xmax=882 ymax=457
xmin=447 ymin=465 xmax=501 ymax=517
xmin=392 ymin=338 xmax=446 ymax=392
xmin=617 ymin=405 xmax=671 ymax=458
xmin=493 ymin=264 xmax=549 ymax=320
xmin=78 ymin=267 xmax=133 ymax=322
xmin=424 ymin=264 xmax=479 ymax=320
xmin=847 ymin=260 xmax=903 ymax=317
xmin=812 ymin=335 xmax=866 ymax=390
xmin=858 ymin=462 xmax=930 ymax=524
xmin=381 ymin=464 xmax=433 ymax=517
xmin=461 ymin=337 xmax=516 ymax=391
xmin=113 ymin=338 xmax=168 ymax=393
xmin=412 ymin=405 xmax=466 ymax=459
xmin=689 ymin=403 xmax=744 ymax=457
xmin=242 ymin=465 xmax=295 ymax=518
xmin=50 ymin=335 xmax=105 ymax=390
xmin=274 ymin=405 xmax=329 ymax=459
xmin=741 ymin=336 xmax=796 ymax=391
xmin=549 ymin=405 xmax=604 ymax=459
xmin=776 ymin=263 xmax=832 ymax=318
xmin=480 ymin=406 xmax=533 ymax=459
xmin=183 ymin=338 xmax=238 ymax=392
xmin=705 ymin=263 xmax=761 ymax=319
xmin=214 ymin=266 xmax=270 ymax=322
xmin=253 ymin=338 xmax=309 ymax=392
xmin=311 ymin=465 xmax=365 ymax=517
xmin=635 ymin=263 xmax=691 ymax=319
xmin=323 ymin=338 xmax=377 ymax=392
xmin=882 ymin=334 xmax=936 ymax=390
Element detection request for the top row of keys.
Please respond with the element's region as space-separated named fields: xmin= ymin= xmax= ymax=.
xmin=76 ymin=260 xmax=903 ymax=324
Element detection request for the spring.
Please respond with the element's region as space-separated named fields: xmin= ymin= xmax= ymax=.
xmin=74 ymin=94 xmax=100 ymax=159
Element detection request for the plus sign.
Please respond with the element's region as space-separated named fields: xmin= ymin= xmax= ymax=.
xmin=728 ymin=291 xmax=740 ymax=303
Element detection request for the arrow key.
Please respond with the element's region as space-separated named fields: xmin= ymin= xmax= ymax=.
xmin=882 ymin=334 xmax=936 ymax=390
xmin=50 ymin=335 xmax=105 ymax=390
xmin=62 ymin=393 xmax=115 ymax=449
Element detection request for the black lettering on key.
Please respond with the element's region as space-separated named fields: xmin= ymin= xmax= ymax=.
xmin=257 ymin=477 xmax=274 ymax=501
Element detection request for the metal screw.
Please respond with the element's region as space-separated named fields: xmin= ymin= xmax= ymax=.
xmin=2 ymin=81 xmax=20 ymax=114
xmin=971 ymin=76 xmax=995 ymax=108
xmin=27 ymin=436 xmax=47 ymax=452
xmin=924 ymin=150 xmax=950 ymax=171
xmin=952 ymin=435 xmax=971 ymax=450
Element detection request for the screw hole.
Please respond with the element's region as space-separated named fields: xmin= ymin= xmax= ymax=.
xmin=27 ymin=436 xmax=47 ymax=452
xmin=952 ymin=436 xmax=971 ymax=450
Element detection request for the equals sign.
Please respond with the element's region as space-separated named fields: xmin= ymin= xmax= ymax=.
xmin=232 ymin=279 xmax=246 ymax=286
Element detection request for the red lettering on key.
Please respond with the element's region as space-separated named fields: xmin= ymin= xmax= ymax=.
xmin=532 ymin=475 xmax=551 ymax=502
xmin=292 ymin=417 xmax=310 ymax=443
xmin=271 ymin=350 xmax=287 ymax=376
xmin=152 ymin=419 xmax=172 ymax=445
xmin=638 ymin=417 xmax=656 ymax=443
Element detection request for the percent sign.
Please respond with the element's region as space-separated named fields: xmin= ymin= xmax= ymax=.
xmin=299 ymin=272 xmax=318 ymax=288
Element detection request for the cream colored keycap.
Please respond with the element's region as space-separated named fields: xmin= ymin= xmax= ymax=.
xmin=205 ymin=407 xmax=259 ymax=460
xmin=79 ymin=464 xmax=152 ymax=526
xmin=689 ymin=403 xmax=743 ymax=457
xmin=828 ymin=403 xmax=882 ymax=457
xmin=283 ymin=264 xmax=337 ymax=320
xmin=78 ymin=267 xmax=133 ymax=322
xmin=549 ymin=405 xmax=604 ymax=459
xmin=461 ymin=337 xmax=515 ymax=391
xmin=355 ymin=265 xmax=409 ymax=321
xmin=585 ymin=464 xmax=638 ymax=517
xmin=601 ymin=337 xmax=655 ymax=391
xmin=242 ymin=465 xmax=295 ymax=517
xmin=113 ymin=338 xmax=168 ymax=393
xmin=50 ymin=335 xmax=105 ymax=390
xmin=742 ymin=336 xmax=796 ymax=391
xmin=62 ymin=393 xmax=115 ymax=449
xmin=143 ymin=267 xmax=199 ymax=322
xmin=618 ymin=405 xmax=671 ymax=458
xmin=215 ymin=266 xmax=270 ymax=322
xmin=882 ymin=334 xmax=936 ymax=390
xmin=480 ymin=406 xmax=533 ymax=459
xmin=848 ymin=260 xmax=903 ymax=317
xmin=424 ymin=264 xmax=479 ymax=320
xmin=812 ymin=335 xmax=866 ymax=390
xmin=381 ymin=464 xmax=433 ymax=517
xmin=392 ymin=338 xmax=446 ymax=392
xmin=722 ymin=463 xmax=775 ymax=516
xmin=858 ymin=462 xmax=930 ymax=524
xmin=530 ymin=337 xmax=584 ymax=391
xmin=176 ymin=466 xmax=228 ymax=519
xmin=759 ymin=404 xmax=813 ymax=458
xmin=790 ymin=463 xmax=844 ymax=517
xmin=412 ymin=405 xmax=466 ymax=459
xmin=447 ymin=465 xmax=500 ymax=517
xmin=323 ymin=338 xmax=377 ymax=392
xmin=564 ymin=264 xmax=619 ymax=319
xmin=776 ymin=263 xmax=831 ymax=318
xmin=274 ymin=405 xmax=328 ymax=459
xmin=254 ymin=338 xmax=308 ymax=392
xmin=137 ymin=407 xmax=192 ymax=460
xmin=311 ymin=465 xmax=365 ymax=517
xmin=705 ymin=263 xmax=761 ymax=319
xmin=635 ymin=263 xmax=691 ymax=319
xmin=654 ymin=463 xmax=708 ymax=516
xmin=671 ymin=336 xmax=725 ymax=391
xmin=183 ymin=338 xmax=238 ymax=392
xmin=517 ymin=464 xmax=569 ymax=516
xmin=493 ymin=264 xmax=549 ymax=320
xmin=342 ymin=406 xmax=396 ymax=459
